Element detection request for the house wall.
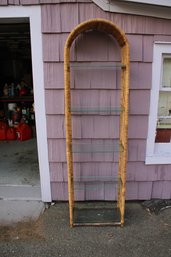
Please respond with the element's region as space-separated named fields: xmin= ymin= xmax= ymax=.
xmin=1 ymin=0 xmax=171 ymax=200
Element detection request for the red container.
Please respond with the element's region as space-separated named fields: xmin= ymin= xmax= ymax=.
xmin=0 ymin=121 xmax=8 ymax=140
xmin=16 ymin=123 xmax=32 ymax=141
xmin=6 ymin=127 xmax=17 ymax=140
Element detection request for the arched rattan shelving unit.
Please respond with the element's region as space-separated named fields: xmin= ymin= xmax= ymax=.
xmin=64 ymin=18 xmax=130 ymax=227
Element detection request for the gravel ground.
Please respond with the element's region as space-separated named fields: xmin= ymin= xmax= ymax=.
xmin=0 ymin=202 xmax=171 ymax=257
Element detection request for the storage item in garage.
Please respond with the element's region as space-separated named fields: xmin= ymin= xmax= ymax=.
xmin=3 ymin=83 xmax=8 ymax=96
xmin=8 ymin=103 xmax=17 ymax=111
xmin=16 ymin=123 xmax=32 ymax=141
xmin=0 ymin=121 xmax=8 ymax=140
xmin=6 ymin=127 xmax=17 ymax=140
xmin=0 ymin=110 xmax=5 ymax=119
xmin=12 ymin=108 xmax=21 ymax=124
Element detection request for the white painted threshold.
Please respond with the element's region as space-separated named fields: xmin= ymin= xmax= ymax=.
xmin=0 ymin=185 xmax=41 ymax=201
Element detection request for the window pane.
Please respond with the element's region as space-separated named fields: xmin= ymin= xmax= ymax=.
xmin=155 ymin=57 xmax=171 ymax=143
xmin=162 ymin=57 xmax=171 ymax=88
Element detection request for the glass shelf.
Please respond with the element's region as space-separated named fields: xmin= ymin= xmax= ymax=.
xmin=78 ymin=175 xmax=119 ymax=180
xmin=70 ymin=62 xmax=126 ymax=69
xmin=71 ymin=106 xmax=123 ymax=113
xmin=74 ymin=181 xmax=118 ymax=191
xmin=72 ymin=142 xmax=123 ymax=153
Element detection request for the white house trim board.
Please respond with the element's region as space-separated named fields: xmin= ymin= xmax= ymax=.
xmin=119 ymin=0 xmax=171 ymax=7
xmin=0 ymin=6 xmax=51 ymax=202
xmin=93 ymin=0 xmax=171 ymax=19
xmin=146 ymin=42 xmax=171 ymax=165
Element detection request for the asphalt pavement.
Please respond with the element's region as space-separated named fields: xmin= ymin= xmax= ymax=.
xmin=0 ymin=201 xmax=171 ymax=257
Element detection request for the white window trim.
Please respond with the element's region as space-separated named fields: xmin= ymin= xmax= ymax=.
xmin=146 ymin=42 xmax=171 ymax=165
xmin=0 ymin=6 xmax=52 ymax=202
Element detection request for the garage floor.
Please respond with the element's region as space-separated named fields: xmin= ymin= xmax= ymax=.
xmin=0 ymin=139 xmax=40 ymax=186
xmin=0 ymin=139 xmax=41 ymax=200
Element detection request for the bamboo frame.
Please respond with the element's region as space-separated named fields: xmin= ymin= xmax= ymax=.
xmin=64 ymin=18 xmax=130 ymax=227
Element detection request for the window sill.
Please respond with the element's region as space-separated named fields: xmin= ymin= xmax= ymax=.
xmin=146 ymin=142 xmax=171 ymax=164
xmin=146 ymin=155 xmax=171 ymax=164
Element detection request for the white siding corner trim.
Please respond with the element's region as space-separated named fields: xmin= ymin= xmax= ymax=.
xmin=0 ymin=6 xmax=51 ymax=202
xmin=146 ymin=42 xmax=171 ymax=165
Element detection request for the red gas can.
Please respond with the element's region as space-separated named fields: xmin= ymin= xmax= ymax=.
xmin=16 ymin=123 xmax=32 ymax=141
xmin=0 ymin=121 xmax=8 ymax=140
xmin=6 ymin=127 xmax=17 ymax=140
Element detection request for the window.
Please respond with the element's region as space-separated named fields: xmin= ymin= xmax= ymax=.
xmin=156 ymin=57 xmax=171 ymax=143
xmin=146 ymin=42 xmax=171 ymax=164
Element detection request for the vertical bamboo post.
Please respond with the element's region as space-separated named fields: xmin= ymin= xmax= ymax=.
xmin=64 ymin=45 xmax=74 ymax=227
xmin=118 ymin=43 xmax=130 ymax=226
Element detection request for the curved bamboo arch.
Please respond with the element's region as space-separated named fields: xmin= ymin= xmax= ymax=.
xmin=65 ymin=18 xmax=128 ymax=48
xmin=64 ymin=18 xmax=130 ymax=227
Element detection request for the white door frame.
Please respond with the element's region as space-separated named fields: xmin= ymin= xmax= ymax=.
xmin=0 ymin=6 xmax=51 ymax=202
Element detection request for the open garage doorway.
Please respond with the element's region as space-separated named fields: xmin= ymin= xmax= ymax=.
xmin=0 ymin=6 xmax=51 ymax=202
xmin=0 ymin=19 xmax=41 ymax=200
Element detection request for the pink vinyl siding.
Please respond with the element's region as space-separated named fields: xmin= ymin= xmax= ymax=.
xmin=126 ymin=34 xmax=143 ymax=61
xmin=8 ymin=0 xmax=19 ymax=4
xmin=129 ymin=90 xmax=150 ymax=114
xmin=151 ymin=181 xmax=171 ymax=199
xmin=143 ymin=36 xmax=154 ymax=62
xmin=2 ymin=0 xmax=171 ymax=200
xmin=41 ymin=2 xmax=171 ymax=200
xmin=41 ymin=2 xmax=171 ymax=201
xmin=20 ymin=0 xmax=39 ymax=4
xmin=0 ymin=0 xmax=8 ymax=5
xmin=130 ymin=63 xmax=152 ymax=89
xmin=44 ymin=63 xmax=64 ymax=89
